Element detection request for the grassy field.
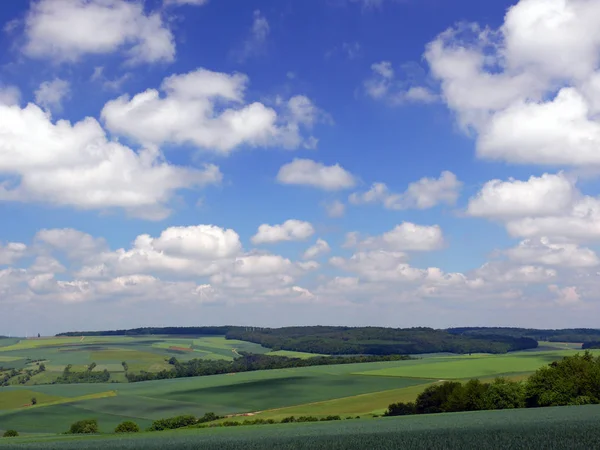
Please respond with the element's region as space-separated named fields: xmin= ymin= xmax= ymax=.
xmin=0 ymin=337 xmax=595 ymax=439
xmin=1 ymin=405 xmax=599 ymax=449
xmin=0 ymin=335 xmax=275 ymax=387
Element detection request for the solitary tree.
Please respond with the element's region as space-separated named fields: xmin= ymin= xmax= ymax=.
xmin=31 ymin=397 xmax=37 ymax=405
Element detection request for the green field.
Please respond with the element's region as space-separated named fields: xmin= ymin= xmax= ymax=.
xmin=0 ymin=335 xmax=276 ymax=387
xmin=0 ymin=336 xmax=596 ymax=441
xmin=354 ymin=351 xmax=596 ymax=379
xmin=1 ymin=405 xmax=599 ymax=449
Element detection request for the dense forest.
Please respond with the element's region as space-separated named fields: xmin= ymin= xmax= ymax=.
xmin=384 ymin=351 xmax=600 ymax=417
xmin=448 ymin=327 xmax=600 ymax=343
xmin=124 ymin=353 xmax=413 ymax=382
xmin=56 ymin=326 xmax=231 ymax=337
xmin=57 ymin=326 xmax=539 ymax=355
xmin=225 ymin=327 xmax=538 ymax=355
xmin=582 ymin=341 xmax=600 ymax=349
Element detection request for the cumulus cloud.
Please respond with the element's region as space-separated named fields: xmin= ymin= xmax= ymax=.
xmin=101 ymin=69 xmax=322 ymax=153
xmin=364 ymin=61 xmax=437 ymax=105
xmin=505 ymin=196 xmax=600 ymax=242
xmin=303 ymin=239 xmax=330 ymax=260
xmin=0 ymin=102 xmax=221 ymax=219
xmin=350 ymin=171 xmax=461 ymax=210
xmin=505 ymin=237 xmax=599 ymax=268
xmin=346 ymin=222 xmax=445 ymax=252
xmin=465 ymin=172 xmax=600 ymax=243
xmin=0 ymin=242 xmax=27 ymax=265
xmin=0 ymin=85 xmax=20 ymax=106
xmin=549 ymin=285 xmax=581 ymax=305
xmin=425 ymin=0 xmax=600 ymax=166
xmin=23 ymin=0 xmax=175 ymax=64
xmin=251 ymin=220 xmax=315 ymax=245
xmin=277 ymin=159 xmax=356 ymax=191
xmin=467 ymin=173 xmax=576 ymax=219
xmin=35 ymin=228 xmax=107 ymax=260
xmin=34 ymin=78 xmax=70 ymax=112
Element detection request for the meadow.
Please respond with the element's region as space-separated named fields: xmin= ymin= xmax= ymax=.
xmin=1 ymin=405 xmax=599 ymax=449
xmin=0 ymin=335 xmax=597 ymax=444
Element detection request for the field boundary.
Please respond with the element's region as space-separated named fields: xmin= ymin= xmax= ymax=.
xmin=0 ymin=390 xmax=117 ymax=415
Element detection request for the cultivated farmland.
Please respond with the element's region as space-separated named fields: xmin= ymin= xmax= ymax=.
xmin=1 ymin=333 xmax=597 ymax=438
xmin=1 ymin=405 xmax=599 ymax=449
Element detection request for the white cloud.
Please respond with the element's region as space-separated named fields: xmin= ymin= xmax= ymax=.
xmin=252 ymin=220 xmax=315 ymax=245
xmin=506 ymin=237 xmax=599 ymax=268
xmin=0 ymin=85 xmax=20 ymax=106
xmin=0 ymin=102 xmax=221 ymax=219
xmin=548 ymin=285 xmax=581 ymax=305
xmin=505 ymin=196 xmax=600 ymax=242
xmin=164 ymin=0 xmax=209 ymax=6
xmin=348 ymin=222 xmax=445 ymax=252
xmin=350 ymin=171 xmax=461 ymax=210
xmin=24 ymin=0 xmax=175 ymax=64
xmin=467 ymin=172 xmax=576 ymax=219
xmin=473 ymin=262 xmax=557 ymax=284
xmin=424 ymin=0 xmax=600 ymax=166
xmin=364 ymin=60 xmax=437 ymax=105
xmin=149 ymin=225 xmax=242 ymax=259
xmin=102 ymin=69 xmax=322 ymax=153
xmin=479 ymin=88 xmax=600 ymax=166
xmin=0 ymin=242 xmax=27 ymax=265
xmin=303 ymin=239 xmax=330 ymax=260
xmin=232 ymin=10 xmax=270 ymax=63
xmin=324 ymin=200 xmax=346 ymax=218
xmin=34 ymin=78 xmax=70 ymax=112
xmin=277 ymin=159 xmax=356 ymax=191
xmin=35 ymin=228 xmax=106 ymax=260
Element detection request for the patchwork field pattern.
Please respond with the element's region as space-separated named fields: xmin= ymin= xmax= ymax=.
xmin=0 ymin=337 xmax=595 ymax=439
xmin=0 ymin=335 xmax=273 ymax=386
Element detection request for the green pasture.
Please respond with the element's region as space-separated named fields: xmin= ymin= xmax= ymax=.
xmin=0 ymin=390 xmax=63 ymax=410
xmin=1 ymin=405 xmax=599 ymax=449
xmin=355 ymin=350 xmax=600 ymax=380
xmin=0 ymin=336 xmax=280 ymax=386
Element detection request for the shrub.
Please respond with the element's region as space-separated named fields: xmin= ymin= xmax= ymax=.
xmin=3 ymin=430 xmax=18 ymax=437
xmin=296 ymin=416 xmax=319 ymax=422
xmin=280 ymin=416 xmax=296 ymax=423
xmin=114 ymin=421 xmax=140 ymax=433
xmin=149 ymin=415 xmax=197 ymax=431
xmin=384 ymin=402 xmax=416 ymax=416
xmin=197 ymin=412 xmax=220 ymax=423
xmin=69 ymin=419 xmax=99 ymax=434
xmin=222 ymin=421 xmax=241 ymax=427
xmin=320 ymin=415 xmax=341 ymax=421
xmin=416 ymin=381 xmax=462 ymax=414
xmin=31 ymin=397 xmax=37 ymax=405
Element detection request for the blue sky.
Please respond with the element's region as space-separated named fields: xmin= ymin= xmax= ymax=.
xmin=1 ymin=0 xmax=600 ymax=335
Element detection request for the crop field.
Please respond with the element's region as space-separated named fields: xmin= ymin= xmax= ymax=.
xmin=1 ymin=405 xmax=599 ymax=449
xmin=0 ymin=335 xmax=274 ymax=386
xmin=0 ymin=336 xmax=595 ymax=439
xmin=354 ymin=349 xmax=600 ymax=380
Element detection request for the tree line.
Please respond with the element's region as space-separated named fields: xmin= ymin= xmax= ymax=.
xmin=125 ymin=353 xmax=413 ymax=382
xmin=384 ymin=352 xmax=600 ymax=418
xmin=448 ymin=327 xmax=600 ymax=344
xmin=54 ymin=363 xmax=110 ymax=384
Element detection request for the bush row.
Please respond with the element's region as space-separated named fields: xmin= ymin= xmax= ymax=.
xmin=385 ymin=352 xmax=600 ymax=417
